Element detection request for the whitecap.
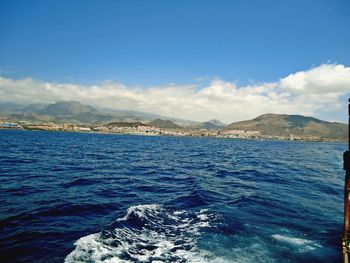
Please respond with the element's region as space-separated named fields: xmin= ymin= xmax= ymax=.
xmin=65 ymin=204 xmax=216 ymax=263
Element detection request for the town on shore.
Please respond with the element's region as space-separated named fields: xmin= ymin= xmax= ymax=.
xmin=0 ymin=119 xmax=343 ymax=142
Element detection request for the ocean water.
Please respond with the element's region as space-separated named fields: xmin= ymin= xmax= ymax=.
xmin=0 ymin=129 xmax=346 ymax=263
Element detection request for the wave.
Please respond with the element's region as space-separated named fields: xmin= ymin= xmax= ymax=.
xmin=65 ymin=204 xmax=216 ymax=263
xmin=62 ymin=178 xmax=100 ymax=188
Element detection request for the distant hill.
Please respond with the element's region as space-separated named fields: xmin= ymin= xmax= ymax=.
xmin=106 ymin=122 xmax=148 ymax=127
xmin=197 ymin=119 xmax=226 ymax=130
xmin=148 ymin=119 xmax=182 ymax=129
xmin=96 ymin=106 xmax=199 ymax=126
xmin=226 ymin=113 xmax=347 ymax=141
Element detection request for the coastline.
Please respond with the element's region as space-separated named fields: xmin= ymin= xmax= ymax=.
xmin=0 ymin=125 xmax=346 ymax=143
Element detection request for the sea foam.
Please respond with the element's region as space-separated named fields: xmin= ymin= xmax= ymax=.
xmin=65 ymin=204 xmax=216 ymax=263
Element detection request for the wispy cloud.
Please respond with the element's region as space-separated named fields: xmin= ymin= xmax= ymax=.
xmin=0 ymin=64 xmax=349 ymax=123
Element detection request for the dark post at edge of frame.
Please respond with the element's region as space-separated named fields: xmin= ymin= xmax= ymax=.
xmin=343 ymin=98 xmax=350 ymax=263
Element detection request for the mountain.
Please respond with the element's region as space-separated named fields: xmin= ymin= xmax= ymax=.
xmin=0 ymin=101 xmax=198 ymax=125
xmin=226 ymin=113 xmax=347 ymax=141
xmin=23 ymin=103 xmax=48 ymax=113
xmin=36 ymin=101 xmax=113 ymax=123
xmin=0 ymin=102 xmax=27 ymax=113
xmin=148 ymin=119 xmax=182 ymax=129
xmin=39 ymin=101 xmax=97 ymax=116
xmin=0 ymin=101 xmax=115 ymax=124
xmin=0 ymin=102 xmax=50 ymax=113
xmin=197 ymin=119 xmax=226 ymax=130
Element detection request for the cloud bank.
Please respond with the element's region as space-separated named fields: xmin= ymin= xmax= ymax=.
xmin=0 ymin=64 xmax=349 ymax=123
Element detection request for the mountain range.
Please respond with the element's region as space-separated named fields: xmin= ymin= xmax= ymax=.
xmin=0 ymin=101 xmax=347 ymax=141
xmin=0 ymin=101 xmax=197 ymax=126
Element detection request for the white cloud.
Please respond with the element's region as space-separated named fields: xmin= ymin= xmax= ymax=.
xmin=0 ymin=63 xmax=349 ymax=123
xmin=280 ymin=64 xmax=350 ymax=94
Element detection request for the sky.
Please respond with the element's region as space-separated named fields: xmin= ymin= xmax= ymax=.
xmin=0 ymin=0 xmax=349 ymax=123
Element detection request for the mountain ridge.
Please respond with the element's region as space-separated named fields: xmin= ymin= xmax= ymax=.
xmin=226 ymin=113 xmax=347 ymax=141
xmin=0 ymin=101 xmax=197 ymax=125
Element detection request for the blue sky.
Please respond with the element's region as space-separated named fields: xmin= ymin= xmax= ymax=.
xmin=0 ymin=0 xmax=349 ymax=122
xmin=1 ymin=0 xmax=349 ymax=86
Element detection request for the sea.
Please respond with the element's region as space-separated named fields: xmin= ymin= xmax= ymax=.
xmin=0 ymin=129 xmax=346 ymax=263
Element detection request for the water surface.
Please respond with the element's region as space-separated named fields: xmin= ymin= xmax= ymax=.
xmin=0 ymin=130 xmax=345 ymax=262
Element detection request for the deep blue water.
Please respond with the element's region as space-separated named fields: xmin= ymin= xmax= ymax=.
xmin=0 ymin=129 xmax=346 ymax=262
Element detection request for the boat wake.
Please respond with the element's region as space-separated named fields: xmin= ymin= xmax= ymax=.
xmin=271 ymin=234 xmax=322 ymax=252
xmin=65 ymin=204 xmax=216 ymax=262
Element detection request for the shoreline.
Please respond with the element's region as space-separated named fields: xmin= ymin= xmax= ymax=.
xmin=0 ymin=126 xmax=346 ymax=144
